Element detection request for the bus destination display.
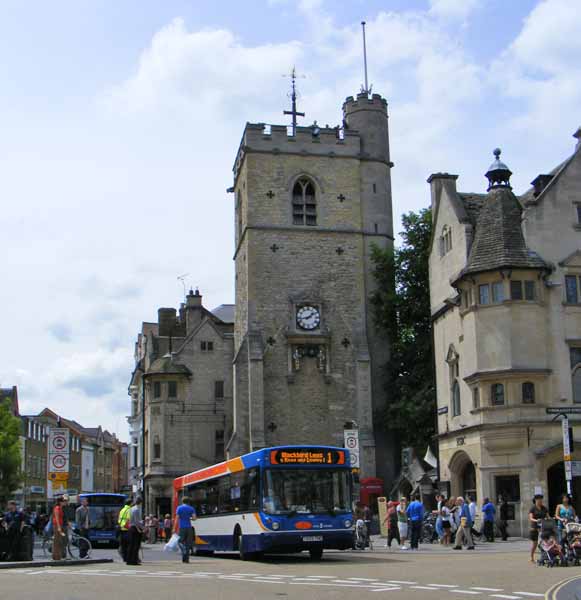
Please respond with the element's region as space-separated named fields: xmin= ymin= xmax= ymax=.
xmin=270 ymin=448 xmax=346 ymax=465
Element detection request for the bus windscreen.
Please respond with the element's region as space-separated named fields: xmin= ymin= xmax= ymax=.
xmin=263 ymin=468 xmax=350 ymax=515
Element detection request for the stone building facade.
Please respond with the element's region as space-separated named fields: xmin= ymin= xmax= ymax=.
xmin=128 ymin=290 xmax=234 ymax=515
xmin=429 ymin=131 xmax=581 ymax=535
xmin=229 ymin=92 xmax=395 ymax=483
xmin=128 ymin=90 xmax=396 ymax=510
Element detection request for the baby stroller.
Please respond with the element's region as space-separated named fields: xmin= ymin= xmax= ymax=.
xmin=537 ymin=519 xmax=566 ymax=567
xmin=565 ymin=522 xmax=581 ymax=566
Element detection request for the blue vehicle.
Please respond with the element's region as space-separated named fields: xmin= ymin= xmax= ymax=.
xmin=173 ymin=446 xmax=353 ymax=560
xmin=78 ymin=493 xmax=126 ymax=546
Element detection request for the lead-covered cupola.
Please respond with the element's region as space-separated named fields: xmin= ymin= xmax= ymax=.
xmin=485 ymin=148 xmax=512 ymax=191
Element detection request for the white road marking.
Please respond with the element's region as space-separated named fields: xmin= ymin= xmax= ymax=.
xmin=411 ymin=586 xmax=439 ymax=591
xmin=231 ymin=573 xmax=260 ymax=576
xmin=450 ymin=591 xmax=482 ymax=595
xmin=490 ymin=595 xmax=521 ymax=600
xmin=427 ymin=584 xmax=458 ymax=588
xmin=348 ymin=577 xmax=380 ymax=581
xmin=471 ymin=588 xmax=503 ymax=592
xmin=388 ymin=580 xmax=418 ymax=584
xmin=306 ymin=575 xmax=335 ymax=578
xmin=289 ymin=582 xmax=374 ymax=589
xmin=370 ymin=588 xmax=402 ymax=592
xmin=513 ymin=594 xmax=544 ymax=598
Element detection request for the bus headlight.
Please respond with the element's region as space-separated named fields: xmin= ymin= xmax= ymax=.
xmin=344 ymin=520 xmax=352 ymax=528
xmin=272 ymin=522 xmax=280 ymax=530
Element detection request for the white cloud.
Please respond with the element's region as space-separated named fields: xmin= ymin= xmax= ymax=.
xmin=491 ymin=0 xmax=581 ymax=144
xmin=50 ymin=348 xmax=132 ymax=398
xmin=428 ymin=0 xmax=482 ymax=21
xmin=104 ymin=18 xmax=302 ymax=118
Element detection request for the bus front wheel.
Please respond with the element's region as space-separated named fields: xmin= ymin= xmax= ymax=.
xmin=234 ymin=528 xmax=250 ymax=561
xmin=309 ymin=547 xmax=323 ymax=561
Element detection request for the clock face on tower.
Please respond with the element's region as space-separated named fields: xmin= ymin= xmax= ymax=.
xmin=296 ymin=305 xmax=321 ymax=330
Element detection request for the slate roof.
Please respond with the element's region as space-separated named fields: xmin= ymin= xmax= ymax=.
xmin=211 ymin=304 xmax=235 ymax=324
xmin=146 ymin=355 xmax=192 ymax=376
xmin=461 ymin=186 xmax=549 ymax=277
xmin=458 ymin=193 xmax=486 ymax=225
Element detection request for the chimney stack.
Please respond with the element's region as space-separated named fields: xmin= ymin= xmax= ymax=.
xmin=186 ymin=288 xmax=203 ymax=333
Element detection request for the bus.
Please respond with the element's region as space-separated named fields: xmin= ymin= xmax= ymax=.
xmin=173 ymin=445 xmax=353 ymax=560
xmin=78 ymin=493 xmax=126 ymax=546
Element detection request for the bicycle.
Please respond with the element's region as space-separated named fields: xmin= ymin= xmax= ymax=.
xmin=42 ymin=529 xmax=92 ymax=560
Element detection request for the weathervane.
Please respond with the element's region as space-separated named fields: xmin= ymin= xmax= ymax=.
xmin=360 ymin=21 xmax=372 ymax=95
xmin=283 ymin=66 xmax=306 ymax=136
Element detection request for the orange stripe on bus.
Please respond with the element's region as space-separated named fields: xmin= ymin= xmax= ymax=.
xmin=253 ymin=513 xmax=268 ymax=531
xmin=227 ymin=457 xmax=244 ymax=473
xmin=195 ymin=536 xmax=208 ymax=545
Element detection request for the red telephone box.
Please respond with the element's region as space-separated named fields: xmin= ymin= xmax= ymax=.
xmin=360 ymin=477 xmax=384 ymax=513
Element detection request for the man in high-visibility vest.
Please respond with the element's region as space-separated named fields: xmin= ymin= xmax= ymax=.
xmin=117 ymin=497 xmax=133 ymax=562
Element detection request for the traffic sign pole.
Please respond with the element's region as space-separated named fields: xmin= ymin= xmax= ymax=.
xmin=563 ymin=416 xmax=573 ymax=496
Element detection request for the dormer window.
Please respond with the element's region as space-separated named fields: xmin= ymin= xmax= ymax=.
xmin=292 ymin=178 xmax=317 ymax=226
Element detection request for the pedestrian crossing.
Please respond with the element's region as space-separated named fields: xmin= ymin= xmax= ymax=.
xmin=1 ymin=566 xmax=546 ymax=598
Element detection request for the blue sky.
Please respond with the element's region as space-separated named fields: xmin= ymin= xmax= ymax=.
xmin=1 ymin=0 xmax=579 ymax=438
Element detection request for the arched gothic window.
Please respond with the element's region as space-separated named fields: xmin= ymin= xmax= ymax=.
xmin=292 ymin=178 xmax=317 ymax=226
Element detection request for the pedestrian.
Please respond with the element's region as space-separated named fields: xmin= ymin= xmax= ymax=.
xmin=4 ymin=501 xmax=23 ymax=560
xmin=467 ymin=495 xmax=480 ymax=540
xmin=452 ymin=497 xmax=474 ymax=550
xmin=117 ymin=496 xmax=133 ymax=562
xmin=75 ymin=497 xmax=91 ymax=558
xmin=126 ymin=498 xmax=144 ymax=565
xmin=434 ymin=494 xmax=444 ymax=542
xmin=481 ymin=497 xmax=496 ymax=542
xmin=498 ymin=497 xmax=509 ymax=541
xmin=149 ymin=515 xmax=158 ymax=544
xmin=51 ymin=496 xmax=68 ymax=561
xmin=384 ymin=501 xmax=400 ymax=549
xmin=406 ymin=494 xmax=424 ymax=550
xmin=440 ymin=498 xmax=453 ymax=546
xmin=163 ymin=514 xmax=171 ymax=543
xmin=528 ymin=494 xmax=548 ymax=563
xmin=175 ymin=496 xmax=196 ymax=563
xmin=397 ymin=497 xmax=409 ymax=550
xmin=555 ymin=494 xmax=576 ymax=544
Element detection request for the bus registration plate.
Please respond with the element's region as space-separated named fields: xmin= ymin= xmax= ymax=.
xmin=302 ymin=535 xmax=323 ymax=542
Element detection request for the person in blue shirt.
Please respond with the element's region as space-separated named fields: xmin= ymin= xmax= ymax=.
xmin=481 ymin=498 xmax=496 ymax=542
xmin=406 ymin=494 xmax=425 ymax=550
xmin=176 ymin=497 xmax=197 ymax=563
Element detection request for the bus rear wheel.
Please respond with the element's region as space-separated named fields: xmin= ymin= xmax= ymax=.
xmin=309 ymin=547 xmax=323 ymax=561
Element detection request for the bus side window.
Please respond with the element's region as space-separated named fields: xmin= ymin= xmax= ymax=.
xmin=206 ymin=480 xmax=220 ymax=514
xmin=241 ymin=468 xmax=259 ymax=511
xmin=219 ymin=475 xmax=233 ymax=513
xmin=229 ymin=473 xmax=242 ymax=512
xmin=190 ymin=483 xmax=207 ymax=516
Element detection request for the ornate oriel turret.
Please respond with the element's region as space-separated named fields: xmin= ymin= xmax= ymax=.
xmin=485 ymin=148 xmax=512 ymax=190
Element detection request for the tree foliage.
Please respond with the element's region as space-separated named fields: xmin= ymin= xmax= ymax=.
xmin=0 ymin=398 xmax=22 ymax=503
xmin=371 ymin=208 xmax=435 ymax=450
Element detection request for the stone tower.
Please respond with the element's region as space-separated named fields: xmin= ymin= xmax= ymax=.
xmin=229 ymin=92 xmax=395 ymax=483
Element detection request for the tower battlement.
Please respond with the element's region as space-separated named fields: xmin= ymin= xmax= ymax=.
xmin=233 ymin=122 xmax=361 ymax=180
xmin=342 ymin=92 xmax=388 ymax=114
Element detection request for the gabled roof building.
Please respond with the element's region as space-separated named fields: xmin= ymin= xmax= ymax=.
xmin=429 ymin=130 xmax=581 ymax=534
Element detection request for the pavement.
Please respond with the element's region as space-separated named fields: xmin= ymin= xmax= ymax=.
xmin=1 ymin=537 xmax=580 ymax=599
